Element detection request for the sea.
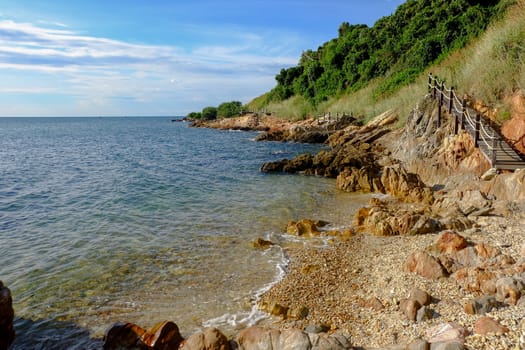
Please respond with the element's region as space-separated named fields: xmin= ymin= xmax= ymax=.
xmin=0 ymin=117 xmax=368 ymax=349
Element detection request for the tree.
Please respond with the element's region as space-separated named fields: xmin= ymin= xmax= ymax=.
xmin=202 ymin=106 xmax=217 ymax=120
xmin=217 ymin=101 xmax=243 ymax=118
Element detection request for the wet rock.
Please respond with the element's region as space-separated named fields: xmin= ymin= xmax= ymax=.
xmin=0 ymin=281 xmax=15 ymax=350
xmin=473 ymin=316 xmax=509 ymax=336
xmin=289 ymin=305 xmax=309 ymax=320
xmin=405 ymin=251 xmax=446 ymax=279
xmin=103 ymin=322 xmax=149 ymax=350
xmin=252 ymin=238 xmax=274 ymax=249
xmin=181 ymin=327 xmax=230 ymax=350
xmin=143 ymin=321 xmax=184 ymax=350
xmin=104 ymin=321 xmax=184 ymax=350
xmin=286 ymin=219 xmax=321 ymax=237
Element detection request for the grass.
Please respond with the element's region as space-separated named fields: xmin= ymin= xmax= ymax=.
xmin=251 ymin=0 xmax=525 ymax=127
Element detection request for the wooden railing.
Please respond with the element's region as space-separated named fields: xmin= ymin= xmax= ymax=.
xmin=428 ymin=73 xmax=525 ymax=169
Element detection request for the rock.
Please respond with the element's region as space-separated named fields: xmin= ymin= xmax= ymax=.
xmin=181 ymin=327 xmax=231 ymax=350
xmin=380 ymin=164 xmax=434 ymax=204
xmin=425 ymin=322 xmax=467 ymax=344
xmin=407 ymin=338 xmax=430 ymax=350
xmin=360 ymin=297 xmax=385 ymax=311
xmin=399 ymin=298 xmax=422 ymax=321
xmin=451 ymin=267 xmax=497 ymax=294
xmin=405 ymin=251 xmax=447 ymax=279
xmin=416 ymin=306 xmax=434 ymax=322
xmin=278 ymin=328 xmax=311 ymax=349
xmin=473 ymin=316 xmax=509 ymax=336
xmin=252 ymin=238 xmax=274 ymax=249
xmin=306 ymin=332 xmax=352 ymax=350
xmin=103 ymin=322 xmax=149 ymax=350
xmin=431 ymin=231 xmax=468 ymax=254
xmin=142 ymin=321 xmax=184 ymax=350
xmin=289 ymin=305 xmax=309 ymax=320
xmin=495 ymin=276 xmax=523 ymax=305
xmin=336 ymin=166 xmax=383 ymax=193
xmin=463 ymin=295 xmax=499 ymax=315
xmin=0 ymin=281 xmax=15 ymax=350
xmin=304 ymin=324 xmax=330 ymax=334
xmin=104 ymin=321 xmax=183 ymax=350
xmin=429 ymin=342 xmax=464 ymax=350
xmin=409 ymin=288 xmax=432 ymax=307
xmin=286 ymin=219 xmax=320 ymax=237
xmin=236 ymin=326 xmax=281 ymax=350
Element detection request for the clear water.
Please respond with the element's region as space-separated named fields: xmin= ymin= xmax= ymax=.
xmin=0 ymin=117 xmax=366 ymax=349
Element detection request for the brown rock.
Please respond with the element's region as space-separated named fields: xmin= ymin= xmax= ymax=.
xmin=103 ymin=322 xmax=149 ymax=350
xmin=409 ymin=288 xmax=432 ymax=307
xmin=495 ymin=276 xmax=523 ymax=305
xmin=451 ymin=267 xmax=497 ymax=294
xmin=433 ymin=231 xmax=468 ymax=254
xmin=360 ymin=297 xmax=385 ymax=311
xmin=181 ymin=327 xmax=230 ymax=350
xmin=143 ymin=321 xmax=184 ymax=350
xmin=380 ymin=164 xmax=434 ymax=204
xmin=463 ymin=295 xmax=499 ymax=315
xmin=473 ymin=316 xmax=509 ymax=335
xmin=405 ymin=251 xmax=446 ymax=279
xmin=236 ymin=326 xmax=281 ymax=349
xmin=399 ymin=298 xmax=422 ymax=321
xmin=0 ymin=281 xmax=15 ymax=350
xmin=286 ymin=219 xmax=320 ymax=237
xmin=252 ymin=238 xmax=274 ymax=249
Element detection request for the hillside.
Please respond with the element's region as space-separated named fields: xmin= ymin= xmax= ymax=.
xmin=247 ymin=0 xmax=521 ymax=124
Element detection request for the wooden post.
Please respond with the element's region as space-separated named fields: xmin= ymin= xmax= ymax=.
xmin=491 ymin=129 xmax=497 ymax=166
xmin=448 ymin=87 xmax=454 ymax=114
xmin=454 ymin=112 xmax=459 ymax=135
xmin=428 ymin=73 xmax=433 ymax=94
xmin=461 ymin=98 xmax=467 ymax=131
xmin=437 ymin=82 xmax=444 ymax=127
xmin=474 ymin=114 xmax=481 ymax=148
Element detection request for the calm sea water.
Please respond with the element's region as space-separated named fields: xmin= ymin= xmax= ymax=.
xmin=0 ymin=117 xmax=367 ymax=349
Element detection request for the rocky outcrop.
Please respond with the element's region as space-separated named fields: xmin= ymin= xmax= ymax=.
xmin=0 ymin=281 xmax=14 ymax=350
xmin=354 ymin=198 xmax=472 ymax=237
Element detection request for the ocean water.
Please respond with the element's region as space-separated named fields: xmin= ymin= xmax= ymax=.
xmin=0 ymin=117 xmax=367 ymax=349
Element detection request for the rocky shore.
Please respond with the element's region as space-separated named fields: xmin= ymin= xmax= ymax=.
xmin=3 ymin=97 xmax=525 ymax=349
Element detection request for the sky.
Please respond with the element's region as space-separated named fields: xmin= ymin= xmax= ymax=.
xmin=0 ymin=0 xmax=405 ymax=117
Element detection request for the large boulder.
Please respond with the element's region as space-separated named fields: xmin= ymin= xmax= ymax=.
xmin=181 ymin=327 xmax=231 ymax=350
xmin=235 ymin=326 xmax=352 ymax=350
xmin=104 ymin=321 xmax=184 ymax=350
xmin=0 ymin=281 xmax=14 ymax=350
xmin=380 ymin=165 xmax=434 ymax=204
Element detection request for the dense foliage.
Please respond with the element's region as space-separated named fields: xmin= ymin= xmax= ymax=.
xmin=187 ymin=101 xmax=243 ymax=120
xmin=217 ymin=101 xmax=243 ymax=117
xmin=264 ymin=0 xmax=512 ymax=106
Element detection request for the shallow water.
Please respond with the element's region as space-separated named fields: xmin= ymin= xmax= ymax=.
xmin=0 ymin=117 xmax=368 ymax=348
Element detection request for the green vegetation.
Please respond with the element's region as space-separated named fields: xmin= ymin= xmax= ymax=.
xmin=187 ymin=101 xmax=243 ymax=120
xmin=265 ymin=0 xmax=510 ymax=107
xmin=189 ymin=0 xmax=523 ymax=126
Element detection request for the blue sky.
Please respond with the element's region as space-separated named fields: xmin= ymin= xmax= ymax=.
xmin=0 ymin=0 xmax=405 ymax=116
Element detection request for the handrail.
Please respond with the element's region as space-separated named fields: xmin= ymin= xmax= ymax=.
xmin=427 ymin=73 xmax=525 ymax=168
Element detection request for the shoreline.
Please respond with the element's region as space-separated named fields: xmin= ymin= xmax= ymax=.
xmin=186 ymin=102 xmax=525 ymax=349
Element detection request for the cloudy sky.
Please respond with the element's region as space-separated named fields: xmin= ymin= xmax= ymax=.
xmin=0 ymin=0 xmax=405 ymax=117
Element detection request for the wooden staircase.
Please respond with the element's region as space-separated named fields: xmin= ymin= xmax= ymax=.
xmin=429 ymin=74 xmax=525 ymax=171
